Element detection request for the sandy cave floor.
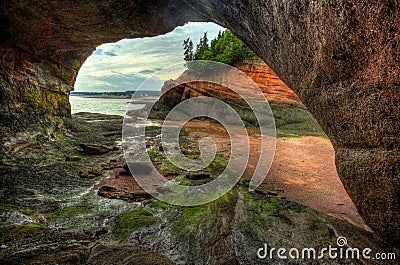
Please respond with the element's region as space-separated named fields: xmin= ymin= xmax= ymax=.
xmin=96 ymin=119 xmax=370 ymax=231
xmin=182 ymin=120 xmax=370 ymax=231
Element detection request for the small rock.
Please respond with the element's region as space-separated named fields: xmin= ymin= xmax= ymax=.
xmin=65 ymin=155 xmax=81 ymax=162
xmin=187 ymin=171 xmax=211 ymax=180
xmin=79 ymin=169 xmax=90 ymax=178
xmin=156 ymin=186 xmax=171 ymax=194
xmin=164 ymin=171 xmax=182 ymax=178
xmin=103 ymin=131 xmax=116 ymax=137
xmin=255 ymin=187 xmax=279 ymax=196
xmin=94 ymin=228 xmax=108 ymax=237
xmin=78 ymin=143 xmax=113 ymax=155
xmin=125 ymin=190 xmax=153 ymax=202
xmin=89 ymin=168 xmax=104 ymax=176
xmin=79 ymin=168 xmax=104 ymax=179
xmin=97 ymin=186 xmax=152 ymax=202
xmin=98 ymin=186 xmax=117 ymax=193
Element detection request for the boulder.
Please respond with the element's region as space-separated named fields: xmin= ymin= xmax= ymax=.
xmin=97 ymin=186 xmax=153 ymax=202
xmin=78 ymin=144 xmax=113 ymax=155
xmin=65 ymin=155 xmax=81 ymax=162
xmin=79 ymin=168 xmax=104 ymax=179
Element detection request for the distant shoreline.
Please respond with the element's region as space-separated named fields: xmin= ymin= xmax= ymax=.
xmin=70 ymin=95 xmax=159 ymax=105
xmin=70 ymin=90 xmax=160 ymax=100
xmin=70 ymin=95 xmax=131 ymax=99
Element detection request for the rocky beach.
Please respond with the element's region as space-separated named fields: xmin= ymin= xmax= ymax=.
xmin=1 ymin=110 xmax=397 ymax=264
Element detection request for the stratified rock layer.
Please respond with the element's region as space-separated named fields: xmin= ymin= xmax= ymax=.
xmin=160 ymin=59 xmax=303 ymax=108
xmin=0 ymin=0 xmax=399 ymax=247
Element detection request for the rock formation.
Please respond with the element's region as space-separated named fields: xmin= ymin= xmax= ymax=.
xmin=159 ymin=59 xmax=303 ymax=107
xmin=151 ymin=59 xmax=311 ymax=128
xmin=0 ymin=0 xmax=399 ymax=247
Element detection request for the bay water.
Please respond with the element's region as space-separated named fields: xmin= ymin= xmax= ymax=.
xmin=69 ymin=96 xmax=146 ymax=116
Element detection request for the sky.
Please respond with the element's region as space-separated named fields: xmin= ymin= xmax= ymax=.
xmin=74 ymin=22 xmax=225 ymax=92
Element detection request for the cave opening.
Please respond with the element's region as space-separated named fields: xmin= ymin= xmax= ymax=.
xmin=70 ymin=22 xmax=367 ymax=229
xmin=1 ymin=1 xmax=399 ymax=260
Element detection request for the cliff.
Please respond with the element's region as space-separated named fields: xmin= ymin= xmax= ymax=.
xmin=151 ymin=59 xmax=323 ymax=133
xmin=162 ymin=59 xmax=302 ymax=107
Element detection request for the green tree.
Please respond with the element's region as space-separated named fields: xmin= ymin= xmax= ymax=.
xmin=183 ymin=38 xmax=194 ymax=61
xmin=184 ymin=30 xmax=255 ymax=66
xmin=194 ymin=32 xmax=211 ymax=60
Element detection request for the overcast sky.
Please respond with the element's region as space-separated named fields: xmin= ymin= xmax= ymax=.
xmin=74 ymin=22 xmax=224 ymax=92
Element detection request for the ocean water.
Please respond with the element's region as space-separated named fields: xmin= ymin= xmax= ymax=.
xmin=70 ymin=96 xmax=146 ymax=116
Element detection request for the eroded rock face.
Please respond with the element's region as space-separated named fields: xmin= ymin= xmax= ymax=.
xmin=0 ymin=0 xmax=399 ymax=247
xmin=0 ymin=0 xmax=204 ymax=149
xmin=150 ymin=59 xmax=310 ymax=128
xmin=160 ymin=59 xmax=303 ymax=108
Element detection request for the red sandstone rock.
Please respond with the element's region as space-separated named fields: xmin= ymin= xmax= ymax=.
xmin=160 ymin=59 xmax=303 ymax=108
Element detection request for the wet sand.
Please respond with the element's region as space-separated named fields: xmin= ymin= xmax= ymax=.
xmin=182 ymin=120 xmax=370 ymax=230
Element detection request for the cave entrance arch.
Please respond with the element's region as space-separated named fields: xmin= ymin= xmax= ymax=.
xmin=1 ymin=0 xmax=398 ymax=248
xmin=71 ymin=22 xmax=366 ymax=229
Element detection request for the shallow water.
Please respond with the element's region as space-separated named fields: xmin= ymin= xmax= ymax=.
xmin=70 ymin=96 xmax=146 ymax=116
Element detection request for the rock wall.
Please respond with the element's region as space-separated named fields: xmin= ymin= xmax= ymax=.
xmin=151 ymin=59 xmax=310 ymax=129
xmin=160 ymin=59 xmax=303 ymax=108
xmin=0 ymin=0 xmax=204 ymax=150
xmin=0 ymin=0 xmax=399 ymax=247
xmin=240 ymin=59 xmax=303 ymax=106
xmin=185 ymin=0 xmax=400 ymax=247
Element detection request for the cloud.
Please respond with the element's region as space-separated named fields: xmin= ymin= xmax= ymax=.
xmin=93 ymin=49 xmax=103 ymax=55
xmin=104 ymin=51 xmax=118 ymax=56
xmin=74 ymin=22 xmax=225 ymax=92
xmin=76 ymin=73 xmax=148 ymax=92
xmin=139 ymin=69 xmax=155 ymax=74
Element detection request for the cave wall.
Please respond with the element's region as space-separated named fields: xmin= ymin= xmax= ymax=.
xmin=0 ymin=0 xmax=204 ymax=142
xmin=183 ymin=0 xmax=400 ymax=246
xmin=0 ymin=0 xmax=399 ymax=247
